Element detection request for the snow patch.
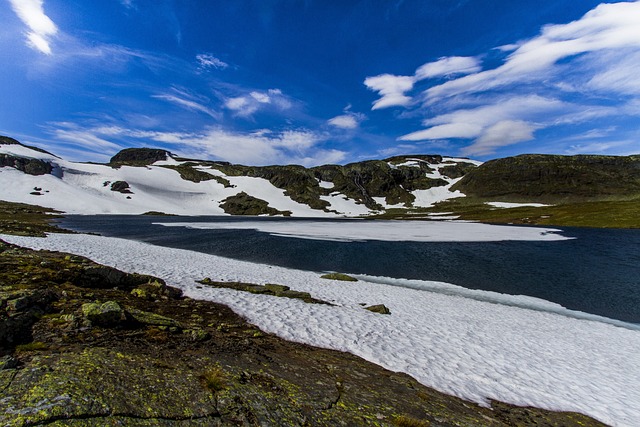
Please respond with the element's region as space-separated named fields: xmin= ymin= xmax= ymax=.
xmin=487 ymin=202 xmax=552 ymax=208
xmin=154 ymin=220 xmax=569 ymax=242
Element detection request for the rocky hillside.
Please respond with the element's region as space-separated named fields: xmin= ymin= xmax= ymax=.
xmin=453 ymin=154 xmax=640 ymax=202
xmin=0 ymin=136 xmax=478 ymax=217
xmin=1 ymin=135 xmax=639 ymax=227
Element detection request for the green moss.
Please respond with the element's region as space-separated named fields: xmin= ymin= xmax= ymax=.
xmin=393 ymin=415 xmax=431 ymax=426
xmin=15 ymin=341 xmax=48 ymax=352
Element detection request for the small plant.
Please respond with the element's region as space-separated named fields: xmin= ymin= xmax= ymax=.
xmin=393 ymin=415 xmax=430 ymax=427
xmin=15 ymin=341 xmax=48 ymax=352
xmin=201 ymin=365 xmax=228 ymax=392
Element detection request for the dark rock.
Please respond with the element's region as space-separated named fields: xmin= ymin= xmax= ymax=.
xmin=110 ymin=181 xmax=132 ymax=193
xmin=109 ymin=148 xmax=170 ymax=166
xmin=0 ymin=154 xmax=53 ymax=176
xmin=0 ymin=355 xmax=18 ymax=370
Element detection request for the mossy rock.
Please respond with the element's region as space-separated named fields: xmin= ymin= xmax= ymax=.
xmin=126 ymin=308 xmax=182 ymax=329
xmin=81 ymin=301 xmax=125 ymax=326
xmin=320 ymin=273 xmax=358 ymax=282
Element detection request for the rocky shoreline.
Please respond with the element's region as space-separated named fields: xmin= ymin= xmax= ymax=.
xmin=0 ymin=201 xmax=607 ymax=426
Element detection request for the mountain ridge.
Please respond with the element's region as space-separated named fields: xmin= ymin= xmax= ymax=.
xmin=1 ymin=136 xmax=639 ymax=227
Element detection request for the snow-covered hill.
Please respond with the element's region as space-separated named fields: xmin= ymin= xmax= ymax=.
xmin=0 ymin=137 xmax=480 ymax=216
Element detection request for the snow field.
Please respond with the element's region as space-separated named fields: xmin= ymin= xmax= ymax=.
xmin=3 ymin=232 xmax=639 ymax=427
xmin=154 ymin=219 xmax=569 ymax=242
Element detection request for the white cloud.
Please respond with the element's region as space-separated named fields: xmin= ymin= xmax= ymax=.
xmin=328 ymin=115 xmax=359 ymax=129
xmin=364 ymin=74 xmax=415 ymax=109
xmin=196 ymin=53 xmax=228 ymax=70
xmin=415 ymin=56 xmax=482 ymax=80
xmin=425 ymin=1 xmax=640 ymax=101
xmin=462 ymin=120 xmax=539 ymax=156
xmin=364 ymin=56 xmax=479 ymax=110
xmin=47 ymin=123 xmax=343 ymax=166
xmin=250 ymin=91 xmax=271 ymax=103
xmin=401 ymin=95 xmax=564 ymax=142
xmin=8 ymin=0 xmax=58 ymax=55
xmin=152 ymin=94 xmax=219 ymax=120
xmin=224 ymin=89 xmax=291 ymax=117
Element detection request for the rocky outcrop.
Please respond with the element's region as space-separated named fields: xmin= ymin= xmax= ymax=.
xmin=109 ymin=180 xmax=133 ymax=193
xmin=0 ymin=154 xmax=52 ymax=176
xmin=453 ymin=154 xmax=640 ymax=202
xmin=219 ymin=192 xmax=291 ymax=216
xmin=109 ymin=148 xmax=171 ymax=166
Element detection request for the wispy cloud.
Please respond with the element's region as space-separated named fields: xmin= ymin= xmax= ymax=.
xmin=327 ymin=105 xmax=366 ymax=129
xmin=367 ymin=1 xmax=640 ymax=157
xmin=8 ymin=0 xmax=58 ymax=55
xmin=45 ymin=123 xmax=345 ymax=166
xmin=152 ymin=87 xmax=220 ymax=120
xmin=364 ymin=56 xmax=480 ymax=109
xmin=196 ymin=53 xmax=228 ymax=71
xmin=224 ymin=88 xmax=292 ymax=118
xmin=424 ymin=2 xmax=640 ymax=102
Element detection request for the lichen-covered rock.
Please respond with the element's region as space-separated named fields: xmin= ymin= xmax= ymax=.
xmin=126 ymin=307 xmax=182 ymax=328
xmin=320 ymin=273 xmax=358 ymax=282
xmin=263 ymin=284 xmax=290 ymax=294
xmin=81 ymin=301 xmax=125 ymax=327
xmin=365 ymin=304 xmax=391 ymax=315
xmin=184 ymin=328 xmax=210 ymax=342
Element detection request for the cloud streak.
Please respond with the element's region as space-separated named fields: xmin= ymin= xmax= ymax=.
xmin=46 ymin=123 xmax=345 ymax=167
xmin=367 ymin=1 xmax=640 ymax=157
xmin=364 ymin=56 xmax=481 ymax=109
xmin=8 ymin=0 xmax=58 ymax=55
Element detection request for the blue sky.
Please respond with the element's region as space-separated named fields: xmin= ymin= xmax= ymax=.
xmin=2 ymin=0 xmax=639 ymax=165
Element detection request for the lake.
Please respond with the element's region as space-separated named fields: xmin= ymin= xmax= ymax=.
xmin=58 ymin=215 xmax=640 ymax=325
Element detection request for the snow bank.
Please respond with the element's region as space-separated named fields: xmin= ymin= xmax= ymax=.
xmin=487 ymin=202 xmax=552 ymax=208
xmin=154 ymin=219 xmax=570 ymax=242
xmin=3 ymin=232 xmax=639 ymax=427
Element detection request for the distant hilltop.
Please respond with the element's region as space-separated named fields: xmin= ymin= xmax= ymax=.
xmin=1 ymin=136 xmax=639 ymax=227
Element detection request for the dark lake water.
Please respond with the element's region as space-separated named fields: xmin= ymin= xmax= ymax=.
xmin=58 ymin=215 xmax=640 ymax=325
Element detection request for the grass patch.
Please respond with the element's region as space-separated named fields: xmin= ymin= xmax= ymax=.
xmin=0 ymin=200 xmax=67 ymax=236
xmin=200 ymin=365 xmax=228 ymax=392
xmin=435 ymin=197 xmax=640 ymax=228
xmin=393 ymin=415 xmax=430 ymax=427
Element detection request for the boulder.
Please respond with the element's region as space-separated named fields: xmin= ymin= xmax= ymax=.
xmin=81 ymin=301 xmax=125 ymax=327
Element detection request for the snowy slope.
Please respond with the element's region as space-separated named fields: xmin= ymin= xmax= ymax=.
xmin=0 ymin=141 xmax=480 ymax=216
